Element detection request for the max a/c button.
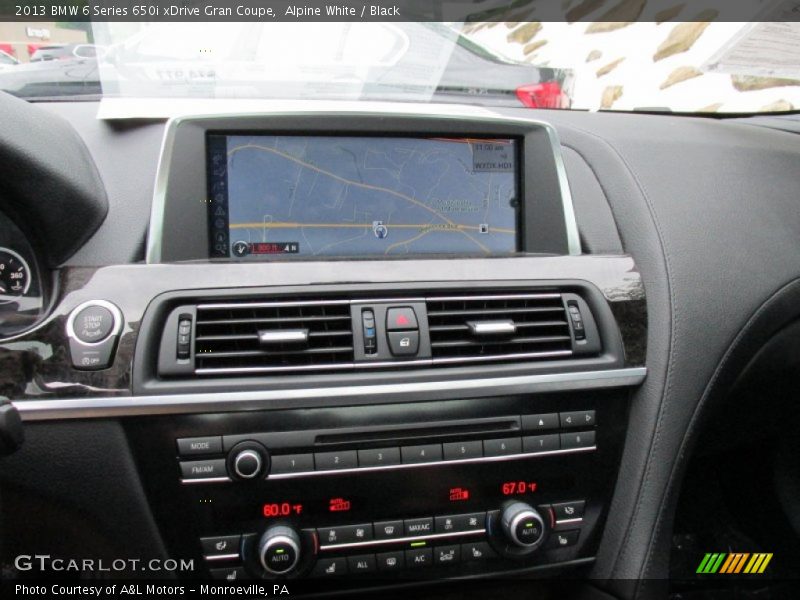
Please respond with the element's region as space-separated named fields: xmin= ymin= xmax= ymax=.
xmin=404 ymin=517 xmax=434 ymax=536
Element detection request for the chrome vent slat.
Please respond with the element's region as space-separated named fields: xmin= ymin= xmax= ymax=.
xmin=194 ymin=299 xmax=354 ymax=373
xmin=430 ymin=335 xmax=572 ymax=349
xmin=428 ymin=320 xmax=568 ymax=332
xmin=198 ymin=346 xmax=354 ymax=358
xmin=196 ymin=330 xmax=351 ymax=342
xmin=426 ymin=306 xmax=565 ymax=318
xmin=426 ymin=292 xmax=573 ymax=362
xmin=197 ymin=315 xmax=351 ymax=326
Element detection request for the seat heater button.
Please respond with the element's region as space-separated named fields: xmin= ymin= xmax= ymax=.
xmin=461 ymin=541 xmax=496 ymax=562
xmin=311 ymin=557 xmax=347 ymax=577
xmin=545 ymin=529 xmax=580 ymax=549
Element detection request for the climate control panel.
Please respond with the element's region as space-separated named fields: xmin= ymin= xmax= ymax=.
xmin=199 ymin=499 xmax=587 ymax=580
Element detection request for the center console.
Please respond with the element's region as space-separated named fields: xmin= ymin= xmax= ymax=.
xmin=10 ymin=106 xmax=647 ymax=591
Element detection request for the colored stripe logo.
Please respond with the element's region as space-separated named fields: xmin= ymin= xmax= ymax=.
xmin=696 ymin=553 xmax=772 ymax=574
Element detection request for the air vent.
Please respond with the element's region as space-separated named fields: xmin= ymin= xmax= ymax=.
xmin=426 ymin=293 xmax=573 ymax=363
xmin=193 ymin=300 xmax=354 ymax=374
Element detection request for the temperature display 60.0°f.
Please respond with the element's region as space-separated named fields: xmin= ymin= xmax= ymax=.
xmin=262 ymin=502 xmax=304 ymax=518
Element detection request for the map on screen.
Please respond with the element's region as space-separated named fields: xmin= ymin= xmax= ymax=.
xmin=207 ymin=134 xmax=519 ymax=258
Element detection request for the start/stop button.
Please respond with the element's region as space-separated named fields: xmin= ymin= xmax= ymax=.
xmin=72 ymin=305 xmax=115 ymax=343
xmin=66 ymin=300 xmax=123 ymax=370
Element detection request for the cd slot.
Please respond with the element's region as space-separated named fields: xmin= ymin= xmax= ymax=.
xmin=314 ymin=417 xmax=520 ymax=447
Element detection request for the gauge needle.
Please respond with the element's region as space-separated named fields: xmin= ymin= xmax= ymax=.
xmin=0 ymin=283 xmax=6 ymax=293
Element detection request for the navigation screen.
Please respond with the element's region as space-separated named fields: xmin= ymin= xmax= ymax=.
xmin=207 ymin=135 xmax=520 ymax=259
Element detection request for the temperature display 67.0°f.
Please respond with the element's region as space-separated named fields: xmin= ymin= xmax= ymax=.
xmin=501 ymin=481 xmax=538 ymax=495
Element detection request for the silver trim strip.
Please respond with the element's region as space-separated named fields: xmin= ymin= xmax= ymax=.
xmin=182 ymin=476 xmax=233 ymax=485
xmin=203 ymin=553 xmax=240 ymax=562
xmin=199 ymin=299 xmax=352 ymax=310
xmin=146 ymin=103 xmax=582 ymax=264
xmin=180 ymin=446 xmax=597 ymax=485
xmin=194 ymin=349 xmax=575 ymax=375
xmin=320 ymin=529 xmax=485 ymax=551
xmin=14 ymin=367 xmax=646 ymax=421
xmin=554 ymin=518 xmax=583 ymax=526
xmin=429 ymin=293 xmax=562 ymax=302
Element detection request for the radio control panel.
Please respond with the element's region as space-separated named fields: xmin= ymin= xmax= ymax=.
xmin=125 ymin=390 xmax=627 ymax=587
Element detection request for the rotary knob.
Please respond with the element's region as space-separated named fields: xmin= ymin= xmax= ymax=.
xmin=233 ymin=450 xmax=262 ymax=479
xmin=227 ymin=441 xmax=269 ymax=481
xmin=501 ymin=501 xmax=546 ymax=550
xmin=258 ymin=525 xmax=301 ymax=576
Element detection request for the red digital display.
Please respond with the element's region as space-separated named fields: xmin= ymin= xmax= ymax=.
xmin=262 ymin=502 xmax=303 ymax=518
xmin=328 ymin=497 xmax=351 ymax=512
xmin=501 ymin=481 xmax=538 ymax=495
xmin=449 ymin=487 xmax=470 ymax=501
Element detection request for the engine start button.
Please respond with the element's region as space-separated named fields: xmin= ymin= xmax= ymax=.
xmin=73 ymin=305 xmax=115 ymax=343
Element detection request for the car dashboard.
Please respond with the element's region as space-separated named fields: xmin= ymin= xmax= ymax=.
xmin=1 ymin=93 xmax=799 ymax=598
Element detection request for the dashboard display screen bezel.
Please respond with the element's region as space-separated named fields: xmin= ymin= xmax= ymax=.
xmin=206 ymin=132 xmax=524 ymax=260
xmin=151 ymin=112 xmax=576 ymax=263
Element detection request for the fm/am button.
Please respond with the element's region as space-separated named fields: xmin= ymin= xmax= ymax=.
xmin=180 ymin=459 xmax=228 ymax=480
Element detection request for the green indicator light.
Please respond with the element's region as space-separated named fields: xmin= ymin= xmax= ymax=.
xmin=410 ymin=541 xmax=427 ymax=547
xmin=525 ymin=523 xmax=533 ymax=527
xmin=275 ymin=549 xmax=285 ymax=554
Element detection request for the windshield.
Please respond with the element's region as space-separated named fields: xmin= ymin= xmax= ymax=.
xmin=0 ymin=19 xmax=798 ymax=115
